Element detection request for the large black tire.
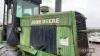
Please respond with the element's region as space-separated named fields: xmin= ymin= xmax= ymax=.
xmin=75 ymin=12 xmax=89 ymax=56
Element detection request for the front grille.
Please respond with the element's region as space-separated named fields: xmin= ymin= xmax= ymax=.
xmin=30 ymin=26 xmax=57 ymax=54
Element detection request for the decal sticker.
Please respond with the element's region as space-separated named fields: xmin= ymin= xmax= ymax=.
xmin=59 ymin=38 xmax=69 ymax=46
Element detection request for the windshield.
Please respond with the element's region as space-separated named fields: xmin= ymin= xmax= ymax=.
xmin=16 ymin=0 xmax=39 ymax=17
xmin=3 ymin=0 xmax=40 ymax=25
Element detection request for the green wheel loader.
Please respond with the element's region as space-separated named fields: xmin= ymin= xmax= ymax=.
xmin=0 ymin=0 xmax=90 ymax=56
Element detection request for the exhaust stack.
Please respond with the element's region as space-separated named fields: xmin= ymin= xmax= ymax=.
xmin=55 ymin=0 xmax=62 ymax=12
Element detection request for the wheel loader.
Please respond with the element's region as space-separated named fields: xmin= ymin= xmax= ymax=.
xmin=0 ymin=0 xmax=90 ymax=56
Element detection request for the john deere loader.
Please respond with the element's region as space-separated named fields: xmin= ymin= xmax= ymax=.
xmin=0 ymin=0 xmax=90 ymax=56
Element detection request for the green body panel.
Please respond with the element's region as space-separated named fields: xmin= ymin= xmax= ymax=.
xmin=20 ymin=11 xmax=78 ymax=56
xmin=20 ymin=27 xmax=30 ymax=46
xmin=18 ymin=45 xmax=38 ymax=55
xmin=21 ymin=12 xmax=72 ymax=26
xmin=71 ymin=12 xmax=78 ymax=56
xmin=56 ymin=27 xmax=75 ymax=56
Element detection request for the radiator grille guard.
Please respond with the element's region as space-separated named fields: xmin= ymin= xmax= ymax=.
xmin=30 ymin=26 xmax=57 ymax=54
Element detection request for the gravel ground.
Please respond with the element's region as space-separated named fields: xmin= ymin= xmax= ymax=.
xmin=89 ymin=43 xmax=100 ymax=56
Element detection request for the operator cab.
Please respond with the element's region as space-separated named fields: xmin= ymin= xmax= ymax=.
xmin=2 ymin=0 xmax=41 ymax=45
xmin=16 ymin=0 xmax=40 ymax=17
xmin=4 ymin=0 xmax=41 ymax=24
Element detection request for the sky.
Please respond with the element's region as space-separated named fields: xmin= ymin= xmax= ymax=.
xmin=0 ymin=0 xmax=4 ymax=23
xmin=0 ymin=0 xmax=100 ymax=28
